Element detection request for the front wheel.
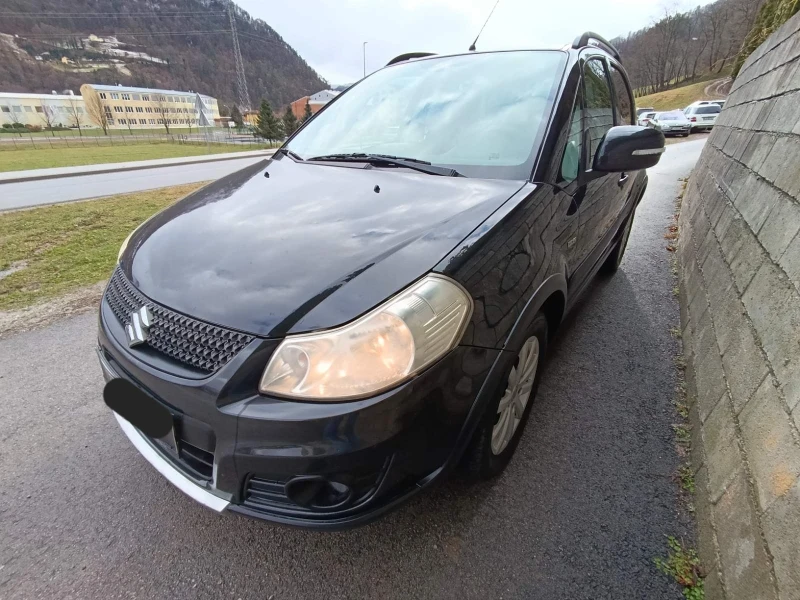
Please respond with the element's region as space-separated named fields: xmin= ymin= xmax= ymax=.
xmin=461 ymin=313 xmax=548 ymax=480
xmin=601 ymin=209 xmax=635 ymax=275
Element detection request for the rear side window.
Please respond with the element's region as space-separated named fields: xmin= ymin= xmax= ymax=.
xmin=696 ymin=106 xmax=721 ymax=114
xmin=583 ymin=58 xmax=614 ymax=168
xmin=609 ymin=64 xmax=633 ymax=125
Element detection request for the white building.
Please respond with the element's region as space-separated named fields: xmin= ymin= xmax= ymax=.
xmin=0 ymin=91 xmax=86 ymax=129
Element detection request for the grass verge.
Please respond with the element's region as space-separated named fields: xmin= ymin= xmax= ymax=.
xmin=655 ymin=536 xmax=705 ymax=600
xmin=0 ymin=142 xmax=262 ymax=172
xmin=0 ymin=183 xmax=205 ymax=310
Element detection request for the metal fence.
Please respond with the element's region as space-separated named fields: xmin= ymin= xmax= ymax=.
xmin=0 ymin=126 xmax=278 ymax=151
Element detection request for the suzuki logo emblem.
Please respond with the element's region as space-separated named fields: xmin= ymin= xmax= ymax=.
xmin=125 ymin=306 xmax=153 ymax=347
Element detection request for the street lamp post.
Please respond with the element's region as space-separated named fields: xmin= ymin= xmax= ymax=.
xmin=363 ymin=41 xmax=368 ymax=78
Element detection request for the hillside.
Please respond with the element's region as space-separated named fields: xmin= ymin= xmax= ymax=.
xmin=0 ymin=0 xmax=327 ymax=111
xmin=635 ymin=77 xmax=731 ymax=110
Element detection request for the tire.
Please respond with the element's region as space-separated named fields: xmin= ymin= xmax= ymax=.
xmin=461 ymin=313 xmax=548 ymax=480
xmin=601 ymin=208 xmax=635 ymax=275
xmin=683 ymin=132 xmax=690 ymax=137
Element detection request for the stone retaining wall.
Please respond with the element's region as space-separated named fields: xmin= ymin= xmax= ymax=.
xmin=677 ymin=11 xmax=800 ymax=600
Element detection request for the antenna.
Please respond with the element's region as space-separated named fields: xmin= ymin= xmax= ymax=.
xmin=228 ymin=1 xmax=251 ymax=111
xmin=469 ymin=0 xmax=501 ymax=51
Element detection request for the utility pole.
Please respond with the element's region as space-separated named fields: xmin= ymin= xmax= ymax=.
xmin=363 ymin=42 xmax=368 ymax=78
xmin=229 ymin=2 xmax=251 ymax=112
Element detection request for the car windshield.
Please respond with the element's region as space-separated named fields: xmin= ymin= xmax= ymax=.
xmin=286 ymin=51 xmax=567 ymax=180
xmin=659 ymin=113 xmax=684 ymax=120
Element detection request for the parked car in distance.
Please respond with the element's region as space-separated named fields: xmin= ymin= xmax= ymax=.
xmin=98 ymin=32 xmax=665 ymax=529
xmin=684 ymin=99 xmax=726 ymax=111
xmin=647 ymin=111 xmax=691 ymax=136
xmin=638 ymin=111 xmax=657 ymax=127
xmin=684 ymin=103 xmax=721 ymax=131
xmin=636 ymin=106 xmax=655 ymax=117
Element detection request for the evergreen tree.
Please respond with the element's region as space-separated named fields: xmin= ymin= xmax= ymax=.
xmin=255 ymin=99 xmax=281 ymax=142
xmin=282 ymin=106 xmax=299 ymax=136
xmin=231 ymin=105 xmax=244 ymax=128
xmin=302 ymin=99 xmax=313 ymax=122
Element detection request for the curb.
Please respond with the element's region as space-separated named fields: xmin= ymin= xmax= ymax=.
xmin=0 ymin=150 xmax=275 ymax=185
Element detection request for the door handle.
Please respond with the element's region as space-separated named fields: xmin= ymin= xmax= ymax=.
xmin=618 ymin=172 xmax=629 ymax=186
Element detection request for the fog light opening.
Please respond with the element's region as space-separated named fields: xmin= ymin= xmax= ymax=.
xmin=284 ymin=476 xmax=353 ymax=510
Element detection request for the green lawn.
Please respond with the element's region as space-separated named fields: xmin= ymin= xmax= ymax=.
xmin=0 ymin=142 xmax=265 ymax=172
xmin=0 ymin=183 xmax=206 ymax=310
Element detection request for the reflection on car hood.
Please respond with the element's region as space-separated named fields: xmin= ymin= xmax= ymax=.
xmin=124 ymin=155 xmax=524 ymax=337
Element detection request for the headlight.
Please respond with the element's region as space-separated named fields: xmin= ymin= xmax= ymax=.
xmin=259 ymin=274 xmax=473 ymax=401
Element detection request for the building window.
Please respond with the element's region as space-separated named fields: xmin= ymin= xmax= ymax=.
xmin=35 ymin=106 xmax=43 ymax=113
xmin=114 ymin=106 xmax=123 ymax=113
xmin=139 ymin=119 xmax=146 ymax=124
xmin=24 ymin=105 xmax=33 ymax=112
xmin=141 ymin=95 xmax=150 ymax=102
xmin=104 ymin=107 xmax=112 ymax=117
xmin=0 ymin=106 xmax=9 ymax=113
xmin=12 ymin=105 xmax=22 ymax=112
xmin=119 ymin=119 xmax=126 ymax=125
xmin=121 ymin=93 xmax=130 ymax=101
xmin=132 ymin=94 xmax=140 ymax=101
xmin=136 ymin=106 xmax=143 ymax=113
xmin=145 ymin=107 xmax=152 ymax=113
xmin=107 ymin=118 xmax=114 ymax=124
xmin=77 ymin=107 xmax=84 ymax=114
xmin=149 ymin=119 xmax=155 ymax=124
xmin=99 ymin=92 xmax=107 ymax=99
xmin=125 ymin=106 xmax=133 ymax=113
xmin=111 ymin=92 xmax=119 ymax=100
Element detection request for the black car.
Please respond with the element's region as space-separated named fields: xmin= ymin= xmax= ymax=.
xmin=98 ymin=32 xmax=665 ymax=529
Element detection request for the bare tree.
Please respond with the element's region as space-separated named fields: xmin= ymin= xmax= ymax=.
xmin=84 ymin=91 xmax=109 ymax=135
xmin=65 ymin=96 xmax=84 ymax=137
xmin=153 ymin=95 xmax=171 ymax=134
xmin=37 ymin=101 xmax=58 ymax=136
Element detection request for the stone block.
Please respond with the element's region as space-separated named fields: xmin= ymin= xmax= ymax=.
xmin=764 ymin=91 xmax=800 ymax=133
xmin=711 ymin=286 xmax=747 ymax=354
xmin=753 ymin=98 xmax=777 ymax=130
xmin=740 ymin=376 xmax=800 ymax=512
xmin=757 ymin=192 xmax=800 ymax=261
xmin=740 ymin=132 xmax=776 ymax=173
xmin=734 ymin=175 xmax=781 ymax=234
xmin=779 ymin=231 xmax=800 ymax=296
xmin=759 ymin=136 xmax=800 ymax=197
xmin=728 ymin=230 xmax=766 ymax=294
xmin=742 ymin=261 xmax=800 ymax=396
xmin=721 ymin=322 xmax=770 ymax=414
xmin=694 ymin=466 xmax=720 ymax=572
xmin=704 ymin=392 xmax=741 ymax=502
xmin=713 ymin=469 xmax=779 ymax=600
xmin=762 ymin=480 xmax=800 ymax=600
xmin=695 ymin=344 xmax=727 ymax=424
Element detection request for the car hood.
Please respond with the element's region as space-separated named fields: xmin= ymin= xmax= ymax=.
xmin=124 ymin=155 xmax=524 ymax=337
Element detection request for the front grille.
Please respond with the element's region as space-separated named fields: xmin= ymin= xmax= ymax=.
xmin=105 ymin=267 xmax=254 ymax=373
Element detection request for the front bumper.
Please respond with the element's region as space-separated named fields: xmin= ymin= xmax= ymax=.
xmin=98 ymin=297 xmax=500 ymax=529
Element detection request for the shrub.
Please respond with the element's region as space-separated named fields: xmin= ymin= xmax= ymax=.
xmin=25 ymin=125 xmax=42 ymax=132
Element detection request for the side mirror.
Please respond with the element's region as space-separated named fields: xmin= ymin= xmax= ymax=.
xmin=593 ymin=125 xmax=665 ymax=173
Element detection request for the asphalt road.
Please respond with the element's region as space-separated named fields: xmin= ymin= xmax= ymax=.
xmin=0 ymin=156 xmax=265 ymax=211
xmin=0 ymin=139 xmax=705 ymax=600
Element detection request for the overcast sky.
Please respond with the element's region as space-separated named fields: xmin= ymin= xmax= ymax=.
xmin=237 ymin=0 xmax=718 ymax=85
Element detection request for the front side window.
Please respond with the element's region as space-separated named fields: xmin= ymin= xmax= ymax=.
xmin=583 ymin=57 xmax=614 ymax=168
xmin=287 ymin=51 xmax=567 ymax=180
xmin=559 ymin=87 xmax=583 ymax=184
xmin=608 ymin=64 xmax=633 ymax=125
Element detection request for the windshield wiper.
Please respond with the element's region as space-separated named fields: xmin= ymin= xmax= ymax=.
xmin=275 ymin=147 xmax=305 ymax=161
xmin=306 ymin=153 xmax=464 ymax=177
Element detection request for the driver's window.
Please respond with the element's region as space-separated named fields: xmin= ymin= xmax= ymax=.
xmin=559 ymin=88 xmax=583 ymax=184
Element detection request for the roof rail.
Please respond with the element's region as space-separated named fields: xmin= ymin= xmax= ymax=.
xmin=386 ymin=52 xmax=437 ymax=67
xmin=571 ymin=32 xmax=621 ymax=62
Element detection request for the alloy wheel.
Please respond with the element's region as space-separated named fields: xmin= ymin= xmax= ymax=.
xmin=491 ymin=335 xmax=540 ymax=455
